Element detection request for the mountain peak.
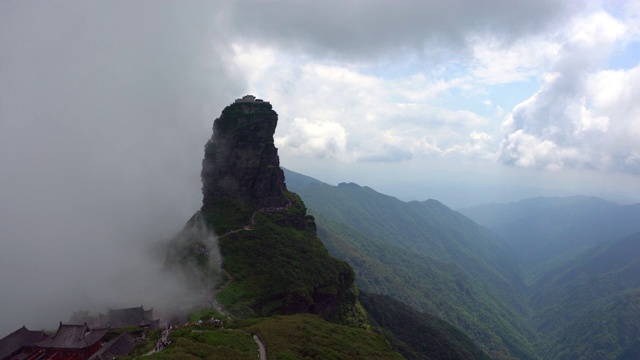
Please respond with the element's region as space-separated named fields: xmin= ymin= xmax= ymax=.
xmin=180 ymin=97 xmax=366 ymax=324
xmin=201 ymin=97 xmax=287 ymax=211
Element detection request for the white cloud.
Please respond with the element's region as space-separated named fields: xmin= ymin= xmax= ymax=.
xmin=498 ymin=10 xmax=640 ymax=173
xmin=568 ymin=10 xmax=627 ymax=48
xmin=470 ymin=36 xmax=560 ymax=84
xmin=445 ymin=131 xmax=495 ymax=160
xmin=500 ymin=129 xmax=585 ymax=171
xmin=231 ymin=43 xmax=492 ymax=164
xmin=231 ymin=4 xmax=640 ymax=179
xmin=500 ymin=62 xmax=640 ymax=172
xmin=276 ymin=117 xmax=349 ymax=159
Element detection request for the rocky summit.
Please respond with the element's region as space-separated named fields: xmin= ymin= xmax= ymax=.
xmin=201 ymin=95 xmax=287 ymax=210
xmin=174 ymin=95 xmax=366 ymax=325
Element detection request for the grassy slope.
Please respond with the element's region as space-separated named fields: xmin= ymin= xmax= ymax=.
xmin=203 ymin=192 xmax=366 ymax=326
xmin=243 ymin=314 xmax=403 ymax=359
xmin=122 ymin=314 xmax=401 ymax=360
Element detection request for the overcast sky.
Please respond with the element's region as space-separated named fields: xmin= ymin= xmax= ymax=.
xmin=1 ymin=0 xmax=639 ymax=336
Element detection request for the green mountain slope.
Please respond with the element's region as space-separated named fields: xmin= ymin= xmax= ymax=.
xmin=312 ymin=214 xmax=537 ymax=358
xmin=212 ymin=194 xmax=365 ymax=323
xmin=530 ymin=232 xmax=640 ymax=359
xmin=284 ymin=169 xmax=539 ymax=359
xmin=460 ymin=197 xmax=640 ymax=277
xmin=243 ymin=314 xmax=403 ymax=359
xmin=360 ymin=292 xmax=491 ymax=360
xmin=126 ymin=314 xmax=402 ymax=360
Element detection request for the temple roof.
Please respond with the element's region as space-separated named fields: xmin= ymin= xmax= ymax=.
xmin=36 ymin=323 xmax=109 ymax=350
xmin=87 ymin=332 xmax=135 ymax=360
xmin=0 ymin=326 xmax=47 ymax=360
xmin=106 ymin=306 xmax=154 ymax=328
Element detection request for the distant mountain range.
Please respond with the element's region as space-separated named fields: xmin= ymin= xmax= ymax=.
xmin=459 ymin=196 xmax=640 ymax=277
xmin=285 ymin=168 xmax=640 ymax=360
xmin=284 ymin=168 xmax=538 ymax=359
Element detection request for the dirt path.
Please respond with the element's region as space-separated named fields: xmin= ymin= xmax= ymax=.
xmin=212 ymin=201 xmax=293 ymax=294
xmin=253 ymin=334 xmax=267 ymax=360
xmin=207 ymin=201 xmax=294 ymax=320
xmin=218 ymin=201 xmax=293 ymax=239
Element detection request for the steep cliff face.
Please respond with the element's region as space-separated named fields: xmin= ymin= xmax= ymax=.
xmin=193 ymin=96 xmax=366 ymax=325
xmin=201 ymin=100 xmax=287 ymax=210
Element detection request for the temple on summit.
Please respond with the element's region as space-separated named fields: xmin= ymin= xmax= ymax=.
xmin=100 ymin=306 xmax=158 ymax=329
xmin=0 ymin=326 xmax=48 ymax=360
xmin=35 ymin=323 xmax=110 ymax=360
xmin=86 ymin=333 xmax=135 ymax=360
xmin=1 ymin=317 xmax=141 ymax=360
xmin=234 ymin=94 xmax=266 ymax=103
xmin=69 ymin=306 xmax=158 ymax=329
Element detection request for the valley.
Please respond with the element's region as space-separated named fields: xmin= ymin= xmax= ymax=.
xmin=285 ymin=168 xmax=640 ymax=359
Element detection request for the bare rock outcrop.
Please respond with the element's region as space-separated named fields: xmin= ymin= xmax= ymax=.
xmin=201 ymin=98 xmax=287 ymax=210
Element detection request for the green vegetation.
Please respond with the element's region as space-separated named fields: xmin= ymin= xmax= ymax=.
xmin=213 ymin=193 xmax=367 ymax=326
xmin=294 ymin=170 xmax=640 ymax=360
xmin=360 ymin=293 xmax=491 ymax=360
xmin=284 ymin=171 xmax=538 ymax=359
xmin=530 ymin=232 xmax=640 ymax=359
xmin=120 ymin=329 xmax=162 ymax=358
xmin=188 ymin=308 xmax=225 ymax=322
xmin=130 ymin=326 xmax=257 ymax=360
xmin=243 ymin=314 xmax=402 ymax=359
xmin=202 ymin=197 xmax=253 ymax=235
xmin=120 ymin=314 xmax=401 ymax=360
xmin=314 ymin=212 xmax=537 ymax=359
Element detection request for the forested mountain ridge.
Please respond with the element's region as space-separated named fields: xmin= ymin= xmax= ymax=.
xmin=459 ymin=196 xmax=640 ymax=359
xmin=284 ymin=169 xmax=539 ymax=359
xmin=459 ymin=196 xmax=640 ymax=277
xmin=530 ymin=231 xmax=640 ymax=359
xmin=287 ymin=180 xmax=529 ymax=301
xmin=360 ymin=292 xmax=492 ymax=360
xmin=284 ymin=169 xmax=640 ymax=360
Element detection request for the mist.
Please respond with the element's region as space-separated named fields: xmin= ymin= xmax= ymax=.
xmin=2 ymin=0 xmax=639 ymax=339
xmin=0 ymin=1 xmax=240 ymax=336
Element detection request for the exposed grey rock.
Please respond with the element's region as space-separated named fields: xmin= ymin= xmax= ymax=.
xmin=201 ymin=99 xmax=288 ymax=210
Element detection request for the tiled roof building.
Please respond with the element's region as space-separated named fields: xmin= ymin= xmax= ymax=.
xmin=0 ymin=326 xmax=48 ymax=360
xmin=36 ymin=323 xmax=109 ymax=360
xmin=87 ymin=333 xmax=135 ymax=360
xmin=102 ymin=306 xmax=157 ymax=329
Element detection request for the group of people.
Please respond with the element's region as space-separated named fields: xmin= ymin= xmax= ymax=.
xmin=256 ymin=201 xmax=293 ymax=214
xmin=155 ymin=329 xmax=170 ymax=352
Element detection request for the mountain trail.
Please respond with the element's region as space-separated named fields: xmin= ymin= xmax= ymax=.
xmin=253 ymin=334 xmax=267 ymax=360
xmin=207 ymin=201 xmax=293 ymax=317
